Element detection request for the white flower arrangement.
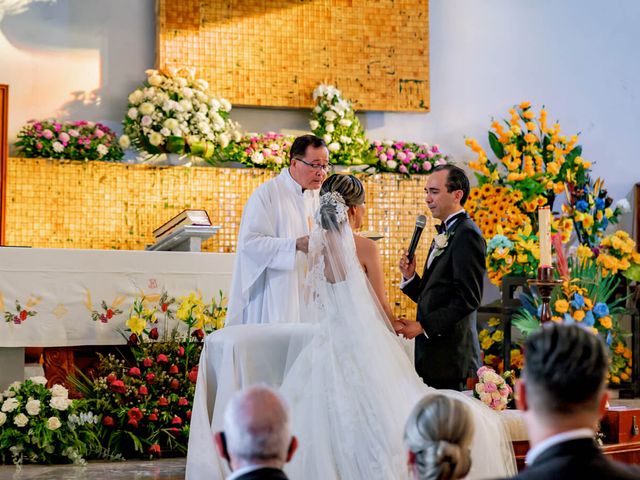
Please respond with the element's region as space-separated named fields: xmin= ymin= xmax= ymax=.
xmin=309 ymin=84 xmax=371 ymax=166
xmin=122 ymin=68 xmax=242 ymax=162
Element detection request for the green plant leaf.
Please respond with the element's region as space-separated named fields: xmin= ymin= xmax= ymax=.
xmin=488 ymin=131 xmax=504 ymax=160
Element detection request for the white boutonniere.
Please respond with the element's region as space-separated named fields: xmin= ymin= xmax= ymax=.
xmin=432 ymin=231 xmax=454 ymax=259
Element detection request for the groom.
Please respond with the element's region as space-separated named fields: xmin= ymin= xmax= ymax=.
xmin=398 ymin=165 xmax=484 ymax=391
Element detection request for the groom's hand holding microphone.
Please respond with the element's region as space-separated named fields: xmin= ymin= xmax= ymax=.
xmin=397 ymin=215 xmax=426 ymax=339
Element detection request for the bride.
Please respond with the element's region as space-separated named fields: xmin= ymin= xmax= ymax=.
xmin=279 ymin=174 xmax=516 ymax=479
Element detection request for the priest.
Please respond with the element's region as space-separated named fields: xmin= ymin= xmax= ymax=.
xmin=225 ymin=134 xmax=330 ymax=326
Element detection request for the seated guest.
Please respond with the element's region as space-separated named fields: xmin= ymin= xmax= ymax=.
xmin=507 ymin=323 xmax=640 ymax=479
xmin=214 ymin=385 xmax=298 ymax=480
xmin=404 ymin=394 xmax=474 ymax=480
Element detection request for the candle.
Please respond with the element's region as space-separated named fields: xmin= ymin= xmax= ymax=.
xmin=538 ymin=207 xmax=552 ymax=267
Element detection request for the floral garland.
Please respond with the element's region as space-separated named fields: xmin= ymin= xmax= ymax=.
xmin=309 ymin=84 xmax=371 ymax=165
xmin=372 ymin=140 xmax=450 ymax=175
xmin=16 ymin=119 xmax=124 ymax=161
xmin=121 ymin=68 xmax=241 ymax=160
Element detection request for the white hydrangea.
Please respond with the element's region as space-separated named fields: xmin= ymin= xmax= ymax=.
xmin=52 ymin=142 xmax=64 ymax=153
xmin=251 ymin=151 xmax=265 ymax=165
xmin=97 ymin=144 xmax=109 ymax=156
xmin=0 ymin=412 xmax=6 ymax=427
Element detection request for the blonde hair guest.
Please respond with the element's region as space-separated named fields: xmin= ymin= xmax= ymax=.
xmin=404 ymin=395 xmax=474 ymax=480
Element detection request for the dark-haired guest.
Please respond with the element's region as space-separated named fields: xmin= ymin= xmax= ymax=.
xmin=504 ymin=324 xmax=640 ymax=479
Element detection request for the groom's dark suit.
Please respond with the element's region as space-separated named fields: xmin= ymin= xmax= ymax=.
xmin=504 ymin=438 xmax=640 ymax=479
xmin=401 ymin=211 xmax=484 ymax=390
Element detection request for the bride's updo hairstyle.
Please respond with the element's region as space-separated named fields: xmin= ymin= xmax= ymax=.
xmin=404 ymin=395 xmax=474 ymax=480
xmin=317 ymin=174 xmax=365 ymax=231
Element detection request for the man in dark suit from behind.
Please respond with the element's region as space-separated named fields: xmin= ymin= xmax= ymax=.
xmin=505 ymin=323 xmax=640 ymax=479
xmin=399 ymin=165 xmax=484 ymax=390
xmin=214 ymin=385 xmax=297 ymax=480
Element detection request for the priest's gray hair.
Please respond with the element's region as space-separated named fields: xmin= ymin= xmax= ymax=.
xmin=223 ymin=385 xmax=292 ymax=463
xmin=404 ymin=395 xmax=474 ymax=480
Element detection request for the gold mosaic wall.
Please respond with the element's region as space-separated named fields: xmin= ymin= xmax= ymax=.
xmin=4 ymin=158 xmax=434 ymax=317
xmin=157 ymin=0 xmax=429 ymax=111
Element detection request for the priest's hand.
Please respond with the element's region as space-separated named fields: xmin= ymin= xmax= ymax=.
xmin=296 ymin=236 xmax=310 ymax=253
xmin=399 ymin=250 xmax=416 ymax=279
xmin=399 ymin=321 xmax=424 ymax=339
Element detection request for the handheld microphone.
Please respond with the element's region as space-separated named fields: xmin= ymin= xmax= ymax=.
xmin=407 ymin=214 xmax=427 ymax=262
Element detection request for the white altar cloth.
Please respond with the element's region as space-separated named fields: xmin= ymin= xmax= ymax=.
xmin=0 ymin=247 xmax=234 ymax=347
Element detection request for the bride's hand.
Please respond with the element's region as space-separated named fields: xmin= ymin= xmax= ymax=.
xmin=391 ymin=320 xmax=407 ymax=335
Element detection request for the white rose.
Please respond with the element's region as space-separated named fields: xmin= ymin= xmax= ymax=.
xmin=232 ymin=130 xmax=242 ymax=142
xmin=218 ymin=133 xmax=230 ymax=148
xmin=160 ymin=127 xmax=171 ymax=137
xmin=52 ymin=142 xmax=64 ymax=153
xmin=220 ymin=98 xmax=232 ymax=112
xmin=50 ymin=396 xmax=72 ymax=411
xmin=616 ymin=198 xmax=631 ymax=213
xmin=324 ymin=111 xmax=337 ymax=121
xmin=340 ymin=135 xmax=352 ymax=144
xmin=195 ymin=79 xmax=209 ymax=91
xmin=182 ymin=87 xmax=194 ymax=99
xmin=148 ymin=75 xmax=163 ymax=87
xmin=328 ymin=142 xmax=341 ymax=152
xmin=433 ymin=233 xmax=448 ymax=249
xmin=323 ymin=134 xmax=332 ymax=144
xmin=127 ymin=107 xmax=138 ymax=120
xmin=148 ymin=132 xmax=164 ymax=147
xmin=2 ymin=398 xmax=19 ymax=412
xmin=128 ymin=90 xmax=144 ymax=105
xmin=163 ymin=100 xmax=177 ymax=112
xmin=383 ymin=139 xmax=393 ymax=147
xmin=179 ymin=99 xmax=193 ymax=112
xmin=14 ymin=413 xmax=28 ymax=428
xmin=313 ymin=106 xmax=322 ymax=114
xmin=326 ymin=123 xmax=335 ymax=133
xmin=251 ymin=152 xmax=265 ymax=165
xmin=97 ymin=144 xmax=109 ymax=156
xmin=209 ymin=99 xmax=221 ymax=111
xmin=312 ymin=85 xmax=326 ymax=99
xmin=176 ymin=77 xmax=188 ymax=87
xmin=26 ymin=399 xmax=41 ymax=416
xmin=140 ymin=115 xmax=152 ymax=127
xmin=138 ymin=102 xmax=155 ymax=116
xmin=274 ymin=156 xmax=283 ymax=165
xmin=29 ymin=376 xmax=47 ymax=385
xmin=47 ymin=417 xmax=62 ymax=430
xmin=118 ymin=135 xmax=131 ymax=149
xmin=50 ymin=385 xmax=69 ymax=399
xmin=387 ymin=160 xmax=398 ymax=170
xmin=339 ymin=119 xmax=352 ymax=127
xmin=309 ymin=120 xmax=319 ymax=131
xmin=0 ymin=412 xmax=6 ymax=426
xmin=479 ymin=392 xmax=491 ymax=404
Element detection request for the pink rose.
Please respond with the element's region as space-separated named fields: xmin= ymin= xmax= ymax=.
xmin=399 ymin=165 xmax=408 ymax=174
xmin=378 ymin=153 xmax=387 ymax=162
xmin=484 ymin=381 xmax=497 ymax=393
xmin=436 ymin=158 xmax=447 ymax=166
xmin=422 ymin=161 xmax=432 ymax=171
xmin=36 ymin=142 xmax=43 ymax=150
xmin=59 ymin=132 xmax=70 ymax=143
xmin=94 ymin=129 xmax=105 ymax=138
xmin=386 ymin=148 xmax=395 ymax=157
xmin=477 ymin=366 xmax=490 ymax=377
xmin=68 ymin=129 xmax=79 ymax=138
xmin=42 ymin=129 xmax=54 ymax=139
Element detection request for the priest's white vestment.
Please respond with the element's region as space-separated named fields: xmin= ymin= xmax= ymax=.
xmin=225 ymin=168 xmax=319 ymax=326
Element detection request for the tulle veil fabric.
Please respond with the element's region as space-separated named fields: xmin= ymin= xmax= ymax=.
xmin=279 ymin=206 xmax=517 ymax=479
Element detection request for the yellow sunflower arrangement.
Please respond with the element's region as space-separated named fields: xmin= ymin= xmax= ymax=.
xmin=596 ymin=230 xmax=640 ymax=277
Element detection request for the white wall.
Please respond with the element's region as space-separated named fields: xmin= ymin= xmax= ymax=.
xmin=1 ymin=0 xmax=638 ymax=230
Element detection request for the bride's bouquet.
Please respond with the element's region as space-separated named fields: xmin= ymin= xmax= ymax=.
xmin=121 ymin=68 xmax=241 ymax=161
xmin=474 ymin=366 xmax=513 ymax=411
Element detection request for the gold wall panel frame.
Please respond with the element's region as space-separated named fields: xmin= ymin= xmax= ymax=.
xmin=157 ymin=0 xmax=429 ymax=112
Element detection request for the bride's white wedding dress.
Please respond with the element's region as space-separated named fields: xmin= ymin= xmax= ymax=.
xmin=279 ymin=201 xmax=517 ymax=479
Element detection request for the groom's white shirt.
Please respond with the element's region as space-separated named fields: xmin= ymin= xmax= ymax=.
xmin=225 ymin=168 xmax=319 ymax=326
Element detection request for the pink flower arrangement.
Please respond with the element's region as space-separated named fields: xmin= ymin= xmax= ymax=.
xmin=16 ymin=119 xmax=124 ymax=161
xmin=224 ymin=132 xmax=294 ymax=171
xmin=372 ymin=140 xmax=450 ymax=175
xmin=473 ymin=366 xmax=513 ymax=411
